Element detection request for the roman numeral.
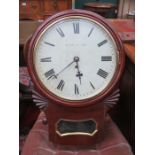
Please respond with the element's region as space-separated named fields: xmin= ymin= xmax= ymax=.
xmin=44 ymin=69 xmax=55 ymax=80
xmin=97 ymin=69 xmax=108 ymax=79
xmin=101 ymin=56 xmax=112 ymax=61
xmin=74 ymin=84 xmax=79 ymax=95
xmin=40 ymin=57 xmax=51 ymax=62
xmin=73 ymin=22 xmax=79 ymax=34
xmin=56 ymin=27 xmax=65 ymax=37
xmin=98 ymin=40 xmax=108 ymax=47
xmin=44 ymin=41 xmax=55 ymax=46
xmin=88 ymin=27 xmax=94 ymax=37
xmin=90 ymin=81 xmax=95 ymax=89
xmin=57 ymin=80 xmax=65 ymax=91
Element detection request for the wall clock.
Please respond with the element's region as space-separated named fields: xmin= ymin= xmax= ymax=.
xmin=26 ymin=9 xmax=125 ymax=146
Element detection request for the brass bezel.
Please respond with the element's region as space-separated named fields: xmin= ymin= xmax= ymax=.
xmin=33 ymin=16 xmax=119 ymax=101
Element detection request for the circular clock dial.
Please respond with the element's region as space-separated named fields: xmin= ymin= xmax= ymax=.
xmin=33 ymin=16 xmax=118 ymax=101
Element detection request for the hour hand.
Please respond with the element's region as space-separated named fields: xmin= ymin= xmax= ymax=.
xmin=76 ymin=70 xmax=83 ymax=84
xmin=74 ymin=57 xmax=83 ymax=85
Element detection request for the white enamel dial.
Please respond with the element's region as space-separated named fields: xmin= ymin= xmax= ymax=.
xmin=34 ymin=16 xmax=118 ymax=101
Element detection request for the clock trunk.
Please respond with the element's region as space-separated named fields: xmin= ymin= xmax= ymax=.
xmin=45 ymin=102 xmax=106 ymax=147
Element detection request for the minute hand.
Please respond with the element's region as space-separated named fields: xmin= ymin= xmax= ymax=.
xmin=55 ymin=60 xmax=75 ymax=77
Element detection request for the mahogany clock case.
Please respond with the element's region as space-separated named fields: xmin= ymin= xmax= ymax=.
xmin=46 ymin=101 xmax=106 ymax=146
xmin=26 ymin=9 xmax=125 ymax=147
xmin=27 ymin=9 xmax=125 ymax=107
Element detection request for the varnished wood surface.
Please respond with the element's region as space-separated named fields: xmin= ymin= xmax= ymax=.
xmin=46 ymin=102 xmax=106 ymax=146
xmin=19 ymin=20 xmax=42 ymax=46
xmin=109 ymin=19 xmax=135 ymax=64
xmin=84 ymin=2 xmax=117 ymax=17
xmin=84 ymin=2 xmax=116 ymax=9
xmin=19 ymin=0 xmax=72 ymax=20
xmin=124 ymin=43 xmax=135 ymax=63
xmin=109 ymin=19 xmax=135 ymax=33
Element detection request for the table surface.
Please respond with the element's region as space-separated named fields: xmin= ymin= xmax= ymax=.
xmin=108 ymin=19 xmax=135 ymax=63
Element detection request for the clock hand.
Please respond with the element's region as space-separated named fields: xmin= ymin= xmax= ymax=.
xmin=74 ymin=57 xmax=83 ymax=85
xmin=54 ymin=59 xmax=75 ymax=78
